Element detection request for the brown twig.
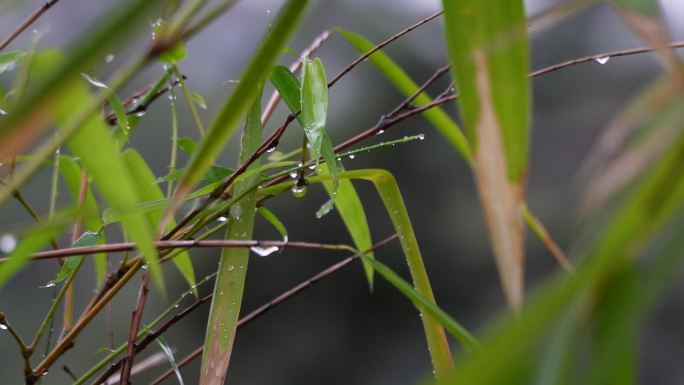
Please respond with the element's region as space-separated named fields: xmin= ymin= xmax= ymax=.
xmin=148 ymin=234 xmax=399 ymax=385
xmin=0 ymin=0 xmax=62 ymax=52
xmin=18 ymin=239 xmax=357 ymax=262
xmin=91 ymin=293 xmax=213 ymax=385
xmin=118 ymin=273 xmax=151 ymax=385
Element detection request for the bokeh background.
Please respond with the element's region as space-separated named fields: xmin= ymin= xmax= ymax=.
xmin=1 ymin=0 xmax=684 ymax=384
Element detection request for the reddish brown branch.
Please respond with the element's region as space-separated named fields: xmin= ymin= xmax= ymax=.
xmin=118 ymin=273 xmax=150 ymax=385
xmin=0 ymin=0 xmax=61 ymax=52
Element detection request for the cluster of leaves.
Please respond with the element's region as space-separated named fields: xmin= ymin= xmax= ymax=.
xmin=0 ymin=0 xmax=683 ymax=384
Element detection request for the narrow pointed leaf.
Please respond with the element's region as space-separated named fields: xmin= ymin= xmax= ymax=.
xmin=28 ymin=50 xmax=163 ymax=289
xmin=442 ymin=0 xmax=530 ymax=311
xmin=122 ymin=149 xmax=196 ymax=292
xmin=257 ymin=207 xmax=288 ymax=241
xmin=362 ymin=255 xmax=481 ymax=353
xmin=301 ymin=57 xmax=340 ymax=191
xmin=156 ymin=337 xmax=185 ymax=385
xmin=0 ymin=51 xmax=25 ymax=75
xmin=54 ymin=231 xmax=101 ymax=282
xmin=178 ymin=137 xmax=197 ymax=155
xmin=259 ymin=168 xmax=454 ymax=381
xmin=200 ymin=85 xmax=264 ymax=385
xmin=270 ymin=65 xmax=301 ymax=112
xmin=59 ymin=156 xmax=107 ymax=283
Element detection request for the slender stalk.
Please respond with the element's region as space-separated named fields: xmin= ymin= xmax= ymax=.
xmin=118 ymin=273 xmax=151 ymax=384
xmin=167 ymin=85 xmax=179 ymax=197
xmin=172 ymin=64 xmax=205 ymax=135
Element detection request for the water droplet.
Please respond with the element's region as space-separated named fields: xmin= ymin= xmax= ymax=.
xmin=0 ymin=234 xmax=17 ymax=253
xmin=39 ymin=280 xmax=56 ymax=289
xmin=227 ymin=265 xmax=234 ymax=272
xmin=131 ymin=97 xmax=140 ymax=106
xmin=105 ymin=54 xmax=115 ymax=63
xmin=308 ymin=164 xmax=317 ymax=170
xmin=0 ymin=108 xmax=7 ymax=116
xmin=134 ymin=111 xmax=146 ymax=118
xmin=0 ymin=324 xmax=7 ymax=330
xmin=230 ymin=205 xmax=242 ymax=220
xmin=219 ymin=290 xmax=224 ymax=296
xmin=376 ymin=129 xmax=384 ymax=135
xmin=266 ymin=146 xmax=276 ymax=153
xmin=167 ymin=94 xmax=176 ymax=101
xmin=250 ymin=246 xmax=279 ymax=257
xmin=348 ymin=154 xmax=355 ymax=159
xmin=418 ymin=133 xmax=425 ymax=141
xmin=296 ymin=161 xmax=304 ymax=168
xmin=141 ymin=264 xmax=149 ymax=271
xmin=291 ymin=184 xmax=307 ymax=198
xmin=217 ymin=216 xmax=227 ymax=222
xmin=289 ymin=171 xmax=298 ymax=179
xmin=282 ymin=235 xmax=289 ymax=243
xmin=594 ymin=56 xmax=610 ymax=65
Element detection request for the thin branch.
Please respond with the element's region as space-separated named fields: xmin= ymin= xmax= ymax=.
xmin=0 ymin=0 xmax=61 ymax=52
xmin=0 ymin=312 xmax=32 ymax=377
xmin=529 ymin=41 xmax=684 ymax=77
xmin=91 ymin=293 xmax=212 ymax=385
xmin=385 ymin=64 xmax=452 ymax=120
xmin=17 ymin=239 xmax=357 ymax=262
xmin=327 ymin=11 xmax=443 ymax=88
xmin=147 ymin=234 xmax=399 ymax=385
xmin=118 ymin=273 xmax=151 ymax=385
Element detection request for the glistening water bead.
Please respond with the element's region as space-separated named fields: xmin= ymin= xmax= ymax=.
xmin=291 ymin=184 xmax=307 ymax=198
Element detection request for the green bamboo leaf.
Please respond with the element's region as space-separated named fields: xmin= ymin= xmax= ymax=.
xmin=442 ymin=0 xmax=530 ymax=311
xmin=122 ymin=148 xmax=196 ymax=292
xmin=337 ymin=29 xmax=472 ymax=163
xmin=59 ymin=156 xmax=108 ymax=283
xmin=259 ymin=168 xmax=454 ymax=381
xmin=0 ymin=51 xmax=25 ymax=75
xmin=153 ymin=19 xmax=188 ymax=64
xmin=26 ymin=50 xmax=163 ymax=289
xmin=270 ymin=65 xmax=301 ymax=112
xmin=301 ymin=57 xmax=340 ymax=191
xmin=319 ymin=164 xmax=375 ymax=288
xmin=200 ymin=84 xmax=264 ymax=385
xmin=156 ymin=336 xmax=185 ymax=385
xmin=362 ymin=255 xmax=481 ymax=353
xmin=270 ymin=65 xmax=375 ymax=287
xmin=80 ymin=73 xmax=131 ymax=148
xmin=178 ymin=137 xmax=197 ymax=155
xmin=0 ymin=216 xmax=66 ymax=289
xmin=176 ymin=0 xmax=311 ymax=201
xmin=54 ymin=231 xmax=101 ymax=283
xmin=257 ymin=207 xmax=288 ymax=241
xmin=191 ymin=92 xmax=207 ymax=109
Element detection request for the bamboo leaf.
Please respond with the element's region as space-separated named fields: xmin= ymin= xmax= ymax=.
xmin=301 ymin=57 xmax=340 ymax=191
xmin=259 ymin=169 xmax=454 ymax=381
xmin=362 ymin=255 xmax=481 ymax=353
xmin=257 ymin=207 xmax=288 ymax=241
xmin=59 ymin=156 xmax=108 ymax=283
xmin=122 ymin=148 xmax=196 ymax=292
xmin=442 ymin=0 xmax=530 ymax=311
xmin=270 ymin=65 xmax=301 ymax=112
xmin=26 ymin=50 xmax=163 ymax=289
xmin=337 ymin=29 xmax=472 ymax=163
xmin=176 ymin=0 xmax=311 ymax=200
xmin=199 ymin=84 xmax=264 ymax=385
xmin=178 ymin=137 xmax=197 ymax=155
xmin=54 ymin=231 xmax=101 ymax=283
xmin=191 ymin=92 xmax=207 ymax=109
xmin=0 ymin=51 xmax=26 ymax=75
xmin=156 ymin=337 xmax=185 ymax=385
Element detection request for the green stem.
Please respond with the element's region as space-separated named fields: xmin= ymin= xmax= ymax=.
xmin=167 ymin=84 xmax=179 ymax=197
xmin=172 ymin=64 xmax=205 ymax=135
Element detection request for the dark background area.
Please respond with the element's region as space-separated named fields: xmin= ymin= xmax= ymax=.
xmin=1 ymin=0 xmax=684 ymax=384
